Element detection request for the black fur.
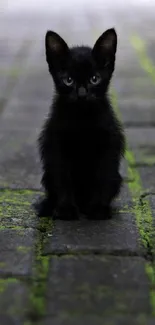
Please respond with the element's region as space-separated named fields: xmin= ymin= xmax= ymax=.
xmin=38 ymin=28 xmax=125 ymax=219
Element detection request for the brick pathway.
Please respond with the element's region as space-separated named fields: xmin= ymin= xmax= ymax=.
xmin=0 ymin=1 xmax=155 ymax=324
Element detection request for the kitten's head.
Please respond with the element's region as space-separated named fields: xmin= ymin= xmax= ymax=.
xmin=45 ymin=28 xmax=117 ymax=101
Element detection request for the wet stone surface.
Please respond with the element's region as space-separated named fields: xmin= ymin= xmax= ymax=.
xmin=45 ymin=256 xmax=151 ymax=323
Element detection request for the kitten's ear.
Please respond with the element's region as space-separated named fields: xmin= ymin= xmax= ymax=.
xmin=45 ymin=31 xmax=69 ymax=67
xmin=92 ymin=28 xmax=117 ymax=62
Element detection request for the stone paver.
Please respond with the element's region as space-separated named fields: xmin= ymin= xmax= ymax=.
xmin=44 ymin=186 xmax=141 ymax=256
xmin=0 ymin=228 xmax=34 ymax=276
xmin=1 ymin=1 xmax=155 ymax=324
xmin=45 ymin=256 xmax=151 ymax=323
xmin=118 ymin=99 xmax=155 ymax=126
xmin=43 ymin=316 xmax=155 ymax=325
xmin=0 ymin=279 xmax=29 ymax=324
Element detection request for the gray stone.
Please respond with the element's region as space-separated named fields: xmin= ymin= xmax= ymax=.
xmin=120 ymin=158 xmax=128 ymax=179
xmin=0 ymin=39 xmax=25 ymax=94
xmin=125 ymin=128 xmax=155 ymax=148
xmin=0 ymin=279 xmax=29 ymax=323
xmin=114 ymin=60 xmax=147 ymax=78
xmin=45 ymin=256 xmax=151 ymax=318
xmin=43 ymin=315 xmax=155 ymax=325
xmin=44 ymin=184 xmax=140 ymax=255
xmin=116 ymin=98 xmax=155 ymax=126
xmin=113 ymin=77 xmax=155 ymax=100
xmin=0 ymin=39 xmax=35 ymax=110
xmin=0 ymin=229 xmax=34 ymax=276
xmin=0 ymin=315 xmax=25 ymax=325
xmin=44 ymin=213 xmax=140 ymax=255
xmin=12 ymin=69 xmax=52 ymax=105
xmin=130 ymin=148 xmax=155 ymax=166
xmin=137 ymin=166 xmax=155 ymax=191
xmin=0 ymin=63 xmax=51 ymax=190
xmin=146 ymin=40 xmax=155 ymax=62
xmin=0 ymin=129 xmax=41 ymax=189
xmin=148 ymin=195 xmax=155 ymax=210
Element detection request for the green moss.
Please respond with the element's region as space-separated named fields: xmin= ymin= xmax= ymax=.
xmin=0 ymin=278 xmax=18 ymax=293
xmin=145 ymin=263 xmax=155 ymax=315
xmin=0 ymin=225 xmax=23 ymax=231
xmin=0 ymin=188 xmax=43 ymax=206
xmin=146 ymin=263 xmax=155 ymax=283
xmin=118 ymin=209 xmax=129 ymax=213
xmin=132 ymin=149 xmax=155 ymax=166
xmin=0 ymin=66 xmax=42 ymax=78
xmin=29 ymin=216 xmax=52 ymax=319
xmin=0 ymin=262 xmax=6 ymax=268
xmin=17 ymin=246 xmax=31 ymax=253
xmin=0 ymin=67 xmax=24 ymax=77
xmin=0 ymin=192 xmax=52 ymax=320
xmin=150 ymin=292 xmax=155 ymax=316
xmin=126 ymin=159 xmax=154 ymax=249
xmin=140 ymin=156 xmax=155 ymax=166
xmin=0 ymin=189 xmax=42 ymax=230
xmin=0 ymin=199 xmax=31 ymax=206
xmin=30 ymin=256 xmax=49 ymax=315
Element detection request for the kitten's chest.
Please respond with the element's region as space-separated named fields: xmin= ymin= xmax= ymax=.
xmin=61 ymin=127 xmax=107 ymax=157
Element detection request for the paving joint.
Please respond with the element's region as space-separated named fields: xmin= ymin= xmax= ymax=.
xmin=124 ymin=122 xmax=155 ymax=127
xmin=42 ymin=250 xmax=143 ymax=258
xmin=27 ymin=217 xmax=52 ymax=323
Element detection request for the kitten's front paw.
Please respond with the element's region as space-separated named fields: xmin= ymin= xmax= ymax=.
xmin=36 ymin=197 xmax=53 ymax=218
xmin=53 ymin=203 xmax=79 ymax=220
xmin=87 ymin=204 xmax=112 ymax=220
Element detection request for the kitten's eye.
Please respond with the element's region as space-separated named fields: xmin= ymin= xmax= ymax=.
xmin=63 ymin=76 xmax=74 ymax=86
xmin=90 ymin=75 xmax=101 ymax=85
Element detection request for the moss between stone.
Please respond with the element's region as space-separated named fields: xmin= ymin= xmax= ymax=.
xmin=29 ymin=216 xmax=52 ymax=320
xmin=0 ymin=188 xmax=50 ymax=321
xmin=126 ymin=152 xmax=154 ymax=249
xmin=145 ymin=263 xmax=155 ymax=316
xmin=118 ymin=209 xmax=130 ymax=213
xmin=17 ymin=246 xmax=32 ymax=253
xmin=130 ymin=39 xmax=155 ymax=225
xmin=0 ymin=225 xmax=23 ymax=230
xmin=43 ymin=312 xmax=149 ymax=325
xmin=140 ymin=156 xmax=155 ymax=167
xmin=134 ymin=150 xmax=155 ymax=167
xmin=0 ymin=189 xmax=42 ymax=230
xmin=0 ymin=278 xmax=18 ymax=293
xmin=146 ymin=263 xmax=155 ymax=283
xmin=130 ymin=154 xmax=155 ymax=167
xmin=0 ymin=67 xmax=24 ymax=77
xmin=0 ymin=262 xmax=6 ymax=268
xmin=111 ymin=90 xmax=155 ymax=315
xmin=0 ymin=188 xmax=42 ymax=205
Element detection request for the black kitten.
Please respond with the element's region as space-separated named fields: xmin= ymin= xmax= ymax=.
xmin=38 ymin=28 xmax=125 ymax=219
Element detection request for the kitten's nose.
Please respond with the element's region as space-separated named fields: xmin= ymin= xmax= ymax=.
xmin=78 ymin=86 xmax=87 ymax=98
